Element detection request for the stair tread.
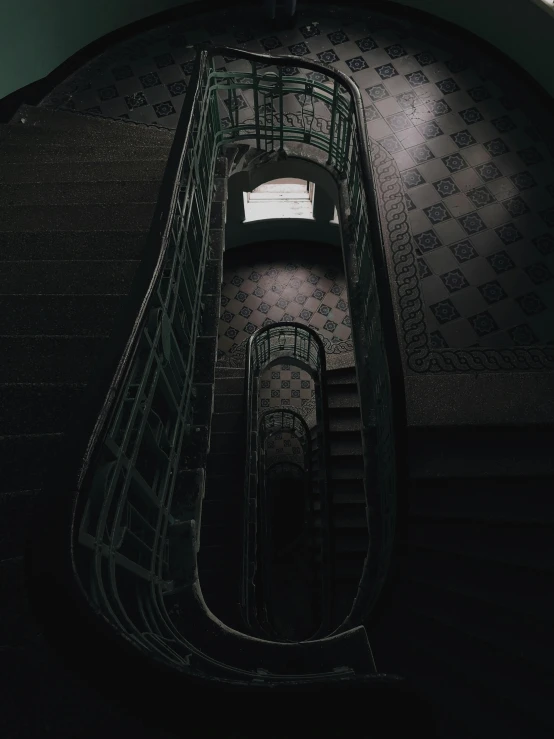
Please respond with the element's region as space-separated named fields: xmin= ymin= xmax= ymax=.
xmin=326 ymin=369 xmax=357 ymax=385
xmin=0 ymin=181 xmax=162 ymax=205
xmin=0 ymin=160 xmax=168 ymax=184
xmin=0 ymin=433 xmax=64 ymax=494
xmin=399 ymin=549 xmax=554 ymax=619
xmin=0 ymin=231 xmax=149 ymax=260
xmin=0 ymin=143 xmax=171 ymax=164
xmin=394 ymin=579 xmax=554 ymax=674
xmin=402 ymin=611 xmax=554 ymax=731
xmin=0 ymin=382 xmax=88 ymax=435
xmin=0 ymin=336 xmax=109 ymax=382
xmin=0 ymin=261 xmax=139 ymax=294
xmin=0 ymin=203 xmax=156 ymax=231
xmin=0 ymin=295 xmax=123 ymax=335
xmin=13 ymin=104 xmax=175 ymax=140
xmin=409 ymin=519 xmax=554 ymax=571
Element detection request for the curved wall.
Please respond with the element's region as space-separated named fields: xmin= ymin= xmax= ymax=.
xmin=1 ymin=0 xmax=553 ymax=102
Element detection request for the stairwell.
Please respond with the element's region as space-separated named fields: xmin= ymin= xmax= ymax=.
xmin=197 ymin=365 xmax=247 ymax=632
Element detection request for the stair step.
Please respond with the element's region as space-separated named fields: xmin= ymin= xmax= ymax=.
xmin=0 ymin=489 xmax=39 ymax=560
xmin=328 ymin=409 xmax=361 ymax=433
xmin=0 ymin=203 xmax=156 ymax=232
xmin=408 ymin=519 xmax=554 ymax=571
xmin=313 ymin=508 xmax=367 ymax=530
xmin=0 ymin=260 xmax=139 ymax=294
xmin=0 ymin=295 xmax=122 ymax=335
xmin=327 ymin=387 xmax=359 ymax=409
xmin=330 ymin=433 xmax=363 ymax=456
xmin=0 ymin=143 xmax=171 ymax=163
xmin=330 ymin=463 xmax=364 ymax=480
xmin=408 ymin=476 xmax=554 ymax=523
xmin=0 ymin=336 xmax=108 ymax=382
xmin=213 ymin=393 xmax=243 ymax=413
xmin=0 ymin=433 xmax=64 ymax=494
xmin=369 ymin=632 xmax=522 ymax=739
xmin=400 ymin=549 xmax=554 ymax=620
xmin=408 ymin=426 xmax=554 ymax=479
xmin=214 ymin=376 xmax=244 ymax=395
xmin=210 ymin=412 xmax=244 ymax=434
xmin=6 ymin=117 xmax=174 ymax=149
xmin=326 ymin=367 xmax=357 ymax=385
xmin=0 ymin=180 xmax=162 ymax=205
xmin=12 ymin=104 xmax=175 ymax=143
xmin=332 ymin=486 xmax=366 ymax=505
xmin=332 ymin=477 xmax=365 ymax=494
xmin=214 ymin=366 xmax=245 ymax=379
xmin=0 ymin=231 xmax=149 ymax=260
xmin=0 ymin=383 xmax=87 ymax=434
xmin=206 ymin=452 xmax=244 ymax=476
xmin=402 ymin=610 xmax=554 ymax=736
xmin=209 ymin=431 xmax=245 ymax=456
xmin=0 ymin=160 xmax=168 ymax=184
xmin=396 ymin=579 xmax=553 ymax=675
xmin=314 ymin=532 xmax=368 ymax=554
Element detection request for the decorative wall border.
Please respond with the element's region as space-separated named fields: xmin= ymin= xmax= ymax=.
xmin=369 ymin=137 xmax=554 ymax=373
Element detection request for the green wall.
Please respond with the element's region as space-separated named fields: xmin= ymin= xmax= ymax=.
xmin=1 ymin=0 xmax=553 ymax=101
xmin=388 ymin=0 xmax=554 ymax=96
xmin=0 ymin=0 xmax=192 ymax=100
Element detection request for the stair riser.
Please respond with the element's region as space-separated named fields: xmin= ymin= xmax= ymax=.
xmin=0 ymin=337 xmax=109 ymax=383
xmin=0 ymin=434 xmax=64 ymax=494
xmin=0 ymin=144 xmax=171 ymax=163
xmin=0 ymin=296 xmax=122 ymax=335
xmin=0 ymin=383 xmax=88 ymax=435
xmin=0 ymin=161 xmax=168 ymax=184
xmin=0 ymin=181 xmax=162 ymax=205
xmin=4 ymin=123 xmax=174 ymax=148
xmin=0 ymin=262 xmax=139 ymax=295
xmin=0 ymin=231 xmax=148 ymax=260
xmin=0 ymin=204 xmax=155 ymax=232
xmin=12 ymin=104 xmax=175 ymax=140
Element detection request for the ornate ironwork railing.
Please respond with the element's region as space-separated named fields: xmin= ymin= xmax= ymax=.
xmin=243 ymin=323 xmax=332 ymax=638
xmin=27 ymin=41 xmax=406 ymax=695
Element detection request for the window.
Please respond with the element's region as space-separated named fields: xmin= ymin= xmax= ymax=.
xmin=243 ymin=178 xmax=316 ymax=222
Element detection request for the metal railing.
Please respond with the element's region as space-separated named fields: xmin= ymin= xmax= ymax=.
xmin=243 ymin=322 xmax=332 ymax=637
xmin=28 ymin=42 xmax=406 ymax=689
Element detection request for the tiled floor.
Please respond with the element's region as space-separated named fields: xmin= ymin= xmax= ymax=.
xmin=219 ymin=255 xmax=351 ymax=357
xmin=259 ymin=363 xmax=316 ymax=415
xmin=40 ymin=3 xmax=554 ymax=364
xmin=264 ymin=430 xmax=305 ymax=468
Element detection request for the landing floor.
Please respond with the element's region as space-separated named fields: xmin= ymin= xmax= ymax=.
xmin=40 ymin=3 xmax=554 ymax=390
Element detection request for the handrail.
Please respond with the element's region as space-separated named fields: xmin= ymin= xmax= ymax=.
xmin=242 ymin=322 xmax=332 ymax=638
xmin=26 ymin=41 xmax=406 ymax=700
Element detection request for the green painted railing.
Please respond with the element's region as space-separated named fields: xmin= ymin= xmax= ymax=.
xmin=29 ymin=42 xmax=405 ymax=690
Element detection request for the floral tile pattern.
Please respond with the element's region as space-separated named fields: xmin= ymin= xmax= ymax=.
xmin=40 ymin=3 xmax=554 ymax=355
xmin=218 ymin=254 xmax=351 ymax=358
